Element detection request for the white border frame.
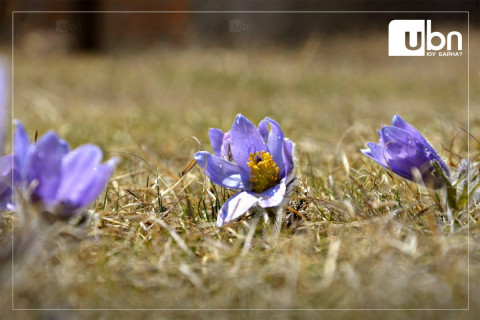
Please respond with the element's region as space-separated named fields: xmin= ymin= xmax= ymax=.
xmin=10 ymin=10 xmax=470 ymax=311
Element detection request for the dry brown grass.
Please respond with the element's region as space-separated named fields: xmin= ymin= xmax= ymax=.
xmin=0 ymin=30 xmax=479 ymax=319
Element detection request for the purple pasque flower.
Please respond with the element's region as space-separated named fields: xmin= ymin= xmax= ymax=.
xmin=195 ymin=114 xmax=296 ymax=227
xmin=361 ymin=114 xmax=450 ymax=189
xmin=0 ymin=121 xmax=118 ymax=219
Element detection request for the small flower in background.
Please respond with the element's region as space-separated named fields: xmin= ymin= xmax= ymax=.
xmin=0 ymin=121 xmax=118 ymax=222
xmin=450 ymin=159 xmax=480 ymax=207
xmin=361 ymin=114 xmax=450 ymax=189
xmin=195 ymin=114 xmax=297 ymax=229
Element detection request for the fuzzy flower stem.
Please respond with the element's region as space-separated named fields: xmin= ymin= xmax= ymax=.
xmin=269 ymin=206 xmax=285 ymax=246
xmin=242 ymin=209 xmax=262 ymax=255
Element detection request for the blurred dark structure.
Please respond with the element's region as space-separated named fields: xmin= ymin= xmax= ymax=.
xmin=0 ymin=0 xmax=478 ymax=52
xmin=74 ymin=0 xmax=99 ymax=51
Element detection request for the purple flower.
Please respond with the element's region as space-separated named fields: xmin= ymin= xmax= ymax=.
xmin=0 ymin=121 xmax=118 ymax=219
xmin=195 ymin=114 xmax=296 ymax=227
xmin=361 ymin=114 xmax=450 ymax=189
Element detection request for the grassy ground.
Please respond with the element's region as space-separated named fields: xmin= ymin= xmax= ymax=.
xmin=1 ymin=31 xmax=479 ymax=319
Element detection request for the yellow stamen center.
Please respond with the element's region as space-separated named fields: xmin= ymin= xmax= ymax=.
xmin=247 ymin=151 xmax=280 ymax=193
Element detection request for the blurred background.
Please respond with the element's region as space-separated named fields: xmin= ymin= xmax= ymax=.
xmin=0 ymin=1 xmax=475 ymax=167
xmin=1 ymin=1 xmax=479 ymax=312
xmin=0 ymin=1 xmax=477 ymax=51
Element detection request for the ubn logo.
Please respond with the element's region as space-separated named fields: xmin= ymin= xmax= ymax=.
xmin=56 ymin=20 xmax=81 ymax=33
xmin=388 ymin=20 xmax=462 ymax=56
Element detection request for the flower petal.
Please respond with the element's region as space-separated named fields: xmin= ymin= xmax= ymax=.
xmin=75 ymin=157 xmax=118 ymax=208
xmin=380 ymin=127 xmax=423 ymax=172
xmin=257 ymin=178 xmax=286 ymax=208
xmin=230 ymin=114 xmax=267 ymax=172
xmin=195 ymin=151 xmax=250 ymax=190
xmin=209 ymin=128 xmax=224 ymax=157
xmin=258 ymin=119 xmax=269 ymax=140
xmin=25 ymin=131 xmax=69 ymax=203
xmin=264 ymin=118 xmax=285 ymax=178
xmin=55 ymin=144 xmax=103 ymax=207
xmin=361 ymin=142 xmax=388 ymax=168
xmin=391 ymin=114 xmax=428 ymax=144
xmin=216 ymin=191 xmax=258 ymax=227
xmin=391 ymin=115 xmax=449 ymax=175
xmin=13 ymin=120 xmax=30 ymax=173
xmin=219 ymin=130 xmax=232 ymax=160
xmin=384 ymin=127 xmax=447 ymax=187
xmin=282 ymin=138 xmax=295 ymax=177
xmin=381 ymin=125 xmax=412 ymax=145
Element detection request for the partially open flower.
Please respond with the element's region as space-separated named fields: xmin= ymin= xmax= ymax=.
xmin=0 ymin=121 xmax=118 ymax=220
xmin=361 ymin=114 xmax=450 ymax=189
xmin=195 ymin=114 xmax=296 ymax=227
